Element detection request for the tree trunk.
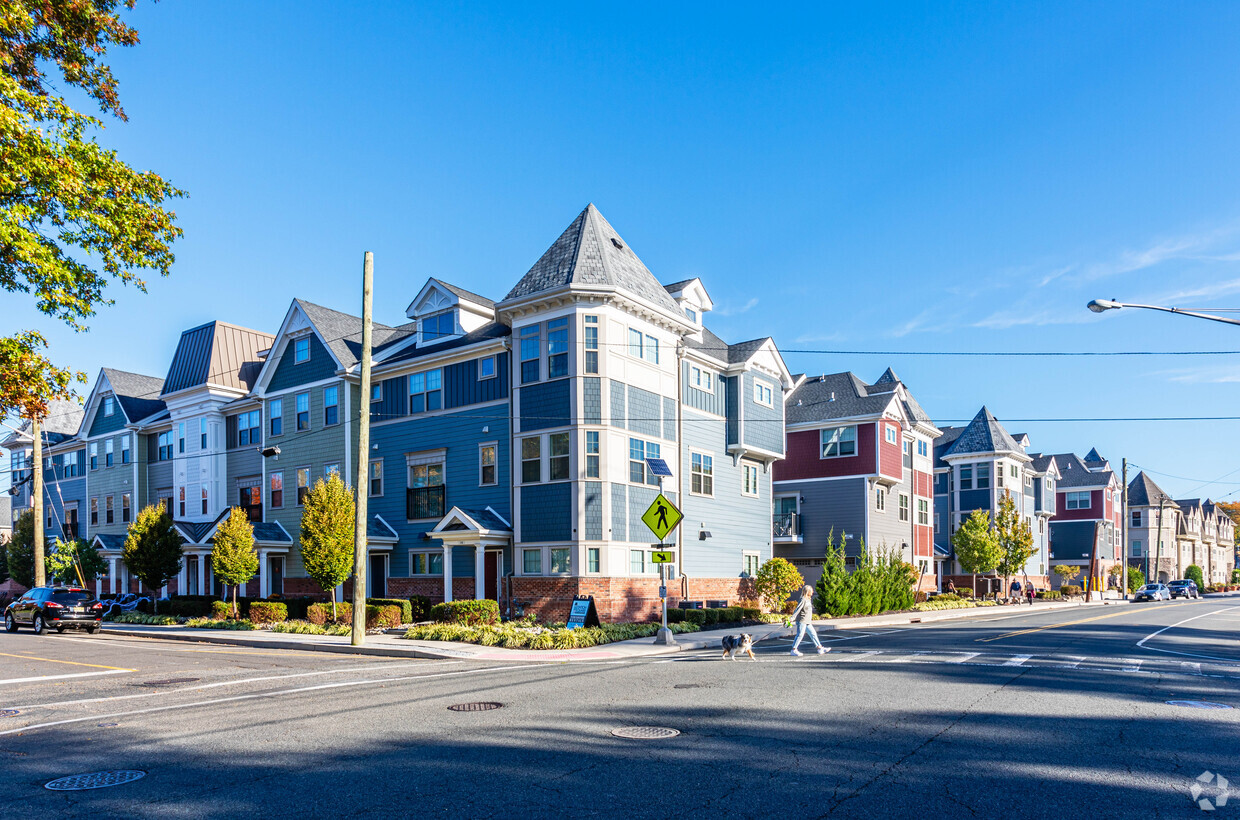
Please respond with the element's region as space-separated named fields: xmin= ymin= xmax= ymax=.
xmin=231 ymin=584 xmax=238 ymax=620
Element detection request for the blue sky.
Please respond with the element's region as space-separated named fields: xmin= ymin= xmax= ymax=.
xmin=8 ymin=1 xmax=1240 ymax=499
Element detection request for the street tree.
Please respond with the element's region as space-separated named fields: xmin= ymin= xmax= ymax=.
xmin=1185 ymin=564 xmax=1205 ymax=590
xmin=994 ymin=491 xmax=1036 ymax=592
xmin=46 ymin=538 xmax=107 ymax=585
xmin=1052 ymin=564 xmax=1080 ymax=590
xmin=5 ymin=509 xmax=35 ymax=588
xmin=952 ymin=509 xmax=1001 ymax=598
xmin=1126 ymin=566 xmax=1146 ymax=593
xmin=123 ymin=504 xmax=183 ymax=613
xmin=299 ymin=475 xmax=355 ymax=620
xmin=211 ymin=508 xmax=258 ymax=619
xmin=753 ymin=557 xmax=805 ymax=614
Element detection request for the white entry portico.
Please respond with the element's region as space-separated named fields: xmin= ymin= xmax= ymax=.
xmin=430 ymin=506 xmax=512 ymax=602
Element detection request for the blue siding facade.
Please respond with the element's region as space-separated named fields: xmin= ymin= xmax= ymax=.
xmin=520 ymin=379 xmax=570 ymax=431
xmin=268 ymin=334 xmax=336 ymax=392
xmin=520 ymin=483 xmax=572 ymax=542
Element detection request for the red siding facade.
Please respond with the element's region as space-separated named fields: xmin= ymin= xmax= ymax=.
xmin=878 ymin=420 xmax=903 ymax=480
xmin=1054 ymin=489 xmax=1104 ymax=521
xmin=775 ymin=423 xmax=877 ymax=481
xmin=914 ymin=470 xmax=932 ymax=498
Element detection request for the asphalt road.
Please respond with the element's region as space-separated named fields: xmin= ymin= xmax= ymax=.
xmin=0 ymin=598 xmax=1237 ymax=819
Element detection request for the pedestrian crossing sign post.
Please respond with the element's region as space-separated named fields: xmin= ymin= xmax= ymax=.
xmin=641 ymin=493 xmax=683 ymax=542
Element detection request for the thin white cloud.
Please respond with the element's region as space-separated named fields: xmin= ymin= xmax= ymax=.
xmin=972 ymin=308 xmax=1094 ymax=330
xmin=887 ymin=309 xmax=959 ymax=338
xmin=715 ymin=297 xmax=758 ymax=317
xmin=791 ymin=331 xmax=842 ymax=345
xmin=1148 ymin=277 xmax=1240 ymax=305
xmin=1055 ymin=220 xmax=1240 ymax=287
xmin=1154 ymin=365 xmax=1240 ymax=385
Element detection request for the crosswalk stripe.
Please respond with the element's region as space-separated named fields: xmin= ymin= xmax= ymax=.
xmin=943 ymin=652 xmax=980 ymax=664
xmin=1121 ymin=659 xmax=1144 ymax=672
xmin=1002 ymin=655 xmax=1032 ymax=667
xmin=1052 ymin=656 xmax=1085 ymax=669
xmin=832 ymin=651 xmax=881 ymax=663
xmin=1182 ymin=662 xmax=1202 ymax=675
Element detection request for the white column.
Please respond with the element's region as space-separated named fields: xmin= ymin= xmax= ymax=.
xmin=475 ymin=545 xmax=486 ymax=600
xmin=197 ymin=554 xmax=206 ymax=597
xmin=259 ymin=550 xmax=269 ymax=598
xmin=109 ymin=557 xmax=118 ymax=594
xmin=178 ymin=562 xmax=188 ymax=596
xmin=443 ymin=545 xmax=454 ymax=603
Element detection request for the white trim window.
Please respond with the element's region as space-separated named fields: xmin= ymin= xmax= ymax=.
xmin=479 ymin=443 xmax=497 ymax=486
xmin=325 ymin=462 xmax=340 ymax=479
xmin=628 ymin=438 xmax=661 ymax=485
xmin=103 ymin=396 xmax=115 ymax=416
xmin=585 ymin=431 xmax=600 ymax=479
xmin=520 ymin=324 xmax=541 ymax=384
xmin=296 ymin=393 xmax=310 ymax=431
xmin=371 ymin=382 xmax=383 ymax=402
xmin=629 ymin=549 xmax=647 ymax=574
xmin=409 ymin=370 xmax=443 ymax=414
xmin=121 ymin=435 xmax=131 ymax=465
xmin=743 ymin=552 xmax=760 ymax=577
xmin=324 ymin=385 xmax=339 ymax=426
xmin=237 ymin=411 xmax=260 ymax=446
xmin=916 ymin=440 xmax=928 ymax=457
xmin=690 ymin=366 xmax=713 ymax=391
xmin=547 ymin=317 xmax=569 ymax=378
xmin=369 ymin=460 xmax=383 ymax=497
xmin=917 ymin=498 xmax=929 ymax=525
xmin=876 ymin=487 xmax=886 ymax=511
xmin=269 ymin=398 xmax=283 ymax=437
xmin=523 ymin=548 xmax=542 ymax=575
xmin=549 ymin=432 xmax=570 ymax=481
xmin=885 ymin=425 xmax=898 ymax=445
xmin=1066 ymin=491 xmax=1091 ymax=510
xmin=411 ymin=551 xmax=444 ymax=575
xmin=754 ymin=380 xmax=774 ymax=407
xmin=1131 ymin=510 xmax=1142 ymax=528
xmin=898 ymin=494 xmax=910 ymax=522
xmin=521 ymin=437 xmax=541 ymax=484
xmin=583 ymin=315 xmax=599 ymax=375
xmin=293 ymin=337 xmax=310 ymax=364
xmin=479 ymin=355 xmax=497 ymax=380
xmin=820 ymin=425 xmax=857 ymax=458
xmin=960 ymin=465 xmax=973 ymax=490
xmin=741 ymin=461 xmax=760 ymax=497
xmin=549 ymin=547 xmax=570 ymax=574
xmin=421 ymin=310 xmax=455 ymax=344
xmin=976 ymin=464 xmax=991 ymax=490
xmin=89 ymin=442 xmax=97 ymax=470
xmin=105 ymin=438 xmax=114 ymax=467
xmin=691 ymin=451 xmax=714 ymax=496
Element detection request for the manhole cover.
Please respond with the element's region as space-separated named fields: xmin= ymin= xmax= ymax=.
xmin=611 ymin=726 xmax=681 ymax=739
xmin=134 ymin=678 xmax=199 ymax=687
xmin=447 ymin=701 xmax=503 ymax=712
xmin=0 ymin=710 xmax=18 ymax=717
xmin=1167 ymin=700 xmax=1233 ymax=710
xmin=45 ymin=770 xmax=146 ymax=791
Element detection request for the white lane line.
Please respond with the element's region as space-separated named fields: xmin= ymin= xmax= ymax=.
xmin=1181 ymin=662 xmax=1202 ymax=675
xmin=0 ymin=670 xmax=130 ymax=687
xmin=0 ymin=663 xmax=532 ymax=737
xmin=3 ymin=661 xmax=457 ymax=711
xmin=943 ymin=652 xmax=980 ymax=664
xmin=1002 ymin=655 xmax=1031 ymax=667
xmin=1135 ymin=608 xmax=1240 ymax=662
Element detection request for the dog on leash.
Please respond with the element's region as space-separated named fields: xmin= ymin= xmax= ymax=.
xmin=721 ymin=633 xmax=756 ymax=661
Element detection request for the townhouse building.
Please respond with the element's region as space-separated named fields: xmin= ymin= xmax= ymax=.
xmin=3 ymin=204 xmax=789 ymax=622
xmin=1174 ymin=498 xmax=1235 ymax=585
xmin=4 ymin=399 xmax=85 ymax=545
xmin=1126 ymin=471 xmax=1180 ymax=583
xmin=772 ymin=369 xmax=940 ymax=589
xmin=933 ymin=408 xmax=1055 ymax=590
xmin=1046 ymin=448 xmax=1123 ymax=591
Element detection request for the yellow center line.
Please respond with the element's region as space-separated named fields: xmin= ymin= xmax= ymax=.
xmin=976 ymin=603 xmax=1189 ymax=643
xmin=0 ymin=651 xmax=134 ymax=672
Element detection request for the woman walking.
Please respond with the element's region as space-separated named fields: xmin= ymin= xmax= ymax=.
xmin=790 ymin=585 xmax=829 ymax=657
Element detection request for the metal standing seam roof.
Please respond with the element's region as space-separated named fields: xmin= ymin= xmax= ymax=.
xmin=162 ymin=321 xmax=275 ymax=396
xmin=503 ymin=203 xmax=682 ymax=314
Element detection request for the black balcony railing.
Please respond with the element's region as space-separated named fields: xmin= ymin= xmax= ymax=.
xmin=407 ymin=485 xmax=446 ymax=520
xmin=773 ymin=512 xmax=800 ymax=539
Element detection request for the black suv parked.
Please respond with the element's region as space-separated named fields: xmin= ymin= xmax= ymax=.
xmin=1166 ymin=579 xmax=1200 ymax=599
xmin=4 ymin=587 xmax=103 ymax=634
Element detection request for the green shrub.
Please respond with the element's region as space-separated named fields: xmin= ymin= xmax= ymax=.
xmin=684 ymin=609 xmax=706 ymax=625
xmin=370 ymin=604 xmax=403 ymax=630
xmin=815 ymin=533 xmax=917 ymax=616
xmin=211 ymin=600 xmax=232 ymax=620
xmin=1185 ymin=565 xmax=1205 ymax=590
xmin=741 ymin=607 xmax=761 ymax=621
xmin=703 ymin=608 xmax=720 ymax=625
xmin=409 ymin=595 xmax=432 ymax=622
xmin=184 ymin=617 xmax=255 ymax=630
xmin=109 ymin=611 xmax=179 ymax=625
xmin=1126 ymin=567 xmax=1146 ymax=593
xmin=401 ymin=620 xmax=701 ymax=649
xmin=666 ymin=608 xmax=685 ymax=623
xmin=1036 ymin=590 xmax=1063 ymax=600
xmin=307 ymin=601 xmax=352 ymax=625
xmin=248 ymin=601 xmax=288 ymax=625
xmin=429 ymin=599 xmax=500 ymax=626
xmin=934 ymin=593 xmax=962 ymax=602
xmin=368 ymin=598 xmax=413 ymax=624
xmin=910 ymin=600 xmax=997 ymax=611
xmin=1060 ymin=585 xmax=1082 ymax=597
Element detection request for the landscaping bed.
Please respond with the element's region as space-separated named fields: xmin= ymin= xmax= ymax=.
xmin=402 ymin=620 xmax=703 ymax=649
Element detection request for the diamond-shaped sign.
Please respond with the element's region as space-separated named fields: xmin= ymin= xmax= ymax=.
xmin=641 ymin=493 xmax=683 ymax=542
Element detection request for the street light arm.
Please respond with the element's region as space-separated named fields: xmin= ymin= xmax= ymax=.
xmin=1087 ymin=300 xmax=1240 ymax=327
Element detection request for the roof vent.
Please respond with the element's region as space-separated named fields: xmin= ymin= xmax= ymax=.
xmin=796 ymin=399 xmax=803 ymax=406
xmin=829 ymin=392 xmax=835 ymax=402
xmin=610 ymin=237 xmax=624 ymax=250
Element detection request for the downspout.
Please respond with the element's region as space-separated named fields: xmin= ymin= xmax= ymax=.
xmin=677 ymin=341 xmax=688 ymax=600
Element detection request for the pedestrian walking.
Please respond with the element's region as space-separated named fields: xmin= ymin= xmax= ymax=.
xmin=946 ymin=580 xmax=957 ymax=596
xmin=790 ymin=585 xmax=828 ymax=657
xmin=1026 ymin=583 xmax=1035 ymax=605
xmin=1010 ymin=579 xmax=1021 ymax=604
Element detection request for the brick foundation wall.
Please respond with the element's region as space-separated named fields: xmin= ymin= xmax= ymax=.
xmin=511 ymin=576 xmax=757 ymax=623
xmin=942 ymin=574 xmax=1050 ymax=594
xmin=384 ymin=577 xmax=476 ymax=605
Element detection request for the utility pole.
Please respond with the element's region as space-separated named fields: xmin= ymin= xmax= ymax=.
xmin=32 ymin=417 xmax=45 ymax=587
xmin=351 ymin=251 xmax=374 ymax=648
xmin=1121 ymin=458 xmax=1128 ymax=598
xmin=1153 ymin=496 xmax=1166 ymax=584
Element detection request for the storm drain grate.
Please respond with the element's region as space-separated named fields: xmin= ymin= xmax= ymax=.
xmin=0 ymin=710 xmax=18 ymax=717
xmin=45 ymin=770 xmax=146 ymax=791
xmin=611 ymin=726 xmax=681 ymax=740
xmin=448 ymin=701 xmax=503 ymax=712
xmin=133 ymin=678 xmax=199 ymax=687
xmin=1167 ymin=700 xmax=1233 ymax=710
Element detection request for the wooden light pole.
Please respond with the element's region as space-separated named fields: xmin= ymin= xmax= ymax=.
xmin=351 ymin=252 xmax=374 ymax=647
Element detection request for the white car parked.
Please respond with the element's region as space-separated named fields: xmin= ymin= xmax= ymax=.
xmin=1132 ymin=583 xmax=1171 ymax=602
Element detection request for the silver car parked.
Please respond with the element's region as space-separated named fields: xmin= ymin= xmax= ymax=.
xmin=1132 ymin=583 xmax=1171 ymax=602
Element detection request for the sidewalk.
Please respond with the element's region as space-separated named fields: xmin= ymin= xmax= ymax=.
xmin=101 ymin=595 xmax=1116 ymax=663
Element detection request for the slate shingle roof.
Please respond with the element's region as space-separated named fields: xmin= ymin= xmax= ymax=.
xmin=1083 ymin=447 xmax=1107 ymax=467
xmin=162 ymin=321 xmax=274 ymax=396
xmin=1128 ymin=471 xmax=1177 ymax=508
xmin=503 ymin=204 xmax=682 ymax=314
xmin=1049 ymin=453 xmax=1114 ymax=488
xmin=785 ymin=371 xmax=898 ymax=426
xmin=102 ymin=369 xmax=167 ymax=423
xmin=367 ymin=516 xmax=399 ymax=541
xmin=1028 ymin=453 xmax=1056 ymax=474
xmin=941 ymin=407 xmax=1023 ymax=458
xmin=2 ymin=399 xmax=84 ymax=447
xmin=432 ymin=279 xmax=495 ymax=310
xmin=381 ymin=322 xmax=511 ymax=366
xmin=933 ymin=426 xmax=965 ymax=464
xmin=295 ymin=299 xmax=412 ymax=370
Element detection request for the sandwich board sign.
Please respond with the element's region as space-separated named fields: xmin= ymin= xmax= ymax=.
xmin=641 ymin=493 xmax=683 ymax=541
xmin=565 ymin=595 xmax=600 ymax=630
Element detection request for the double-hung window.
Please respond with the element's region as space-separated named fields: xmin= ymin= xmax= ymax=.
xmin=876 ymin=487 xmax=886 ymax=511
xmin=917 ymin=499 xmax=929 ymax=525
xmin=237 ymin=410 xmax=260 ymax=446
xmin=105 ymin=439 xmax=114 ymax=468
xmin=690 ymin=366 xmax=713 ymax=391
xmin=409 ymin=370 xmax=442 ymax=413
xmin=629 ymin=550 xmax=646 ymax=574
xmin=105 ymin=495 xmax=114 ymax=524
xmin=885 ymin=425 xmax=898 ymax=445
xmin=977 ymin=464 xmax=991 ymax=489
xmin=296 ymin=467 xmax=310 ymax=505
xmin=629 ymin=439 xmax=660 ymax=485
xmin=550 ymin=548 xmax=570 ymax=574
xmin=270 ymin=398 xmax=283 ymax=437
xmin=547 ymin=318 xmax=568 ymax=378
xmin=1131 ymin=539 xmax=1143 ymax=557
xmin=368 ymin=460 xmax=383 ymax=497
xmin=324 ymin=462 xmax=340 ymax=478
xmin=103 ymin=396 xmax=115 ymax=416
xmin=549 ymin=433 xmax=570 ymax=480
xmin=122 ymin=493 xmax=131 ymax=523
xmin=917 ymin=440 xmax=928 ymax=457
xmin=520 ymin=325 xmax=540 ymax=384
xmin=294 ymin=337 xmax=310 ymax=363
xmin=583 ymin=316 xmax=599 ymax=374
xmin=523 ymin=549 xmax=542 ymax=574
xmin=644 ymin=334 xmax=659 ymax=364
xmin=121 ymin=435 xmax=131 ymax=465
xmin=1131 ymin=510 xmax=1142 ymax=528
xmin=585 ymin=432 xmax=600 ymax=479
xmin=628 ymin=328 xmax=643 ymax=359
xmin=296 ymin=393 xmax=310 ymax=431
xmin=1066 ymin=491 xmax=1091 ymax=510
xmin=411 ymin=551 xmax=444 ymax=575
xmin=89 ymin=443 xmax=98 ymax=471
xmin=323 ymin=386 xmax=339 ymax=426
xmin=90 ymin=497 xmax=98 ymax=525
xmin=820 ymin=426 xmax=856 ymax=458
xmin=960 ymin=465 xmax=973 ymax=490
xmin=407 ymin=461 xmax=445 ymax=519
xmin=158 ymin=431 xmax=173 ymax=461
xmin=179 ymin=487 xmax=186 ymax=517
xmin=421 ymin=310 xmax=455 ymax=343
xmin=201 ymin=487 xmax=209 ymax=515
xmin=479 ymin=444 xmax=497 ymax=485
xmin=898 ymin=494 xmax=910 ymax=522
xmin=270 ymin=471 xmax=283 ymax=508
xmin=754 ymin=381 xmax=773 ymax=407
xmin=691 ymin=452 xmax=713 ymax=496
xmin=742 ymin=462 xmax=760 ymax=497
xmin=521 ymin=437 xmax=541 ymax=483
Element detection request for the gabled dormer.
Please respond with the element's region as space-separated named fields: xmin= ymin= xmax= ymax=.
xmin=404 ymin=278 xmax=497 ymax=347
xmin=664 ymin=278 xmax=714 ymax=329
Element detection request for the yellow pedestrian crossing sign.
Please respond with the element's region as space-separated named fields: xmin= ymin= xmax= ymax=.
xmin=642 ymin=493 xmax=683 ymax=541
xmin=651 ymin=551 xmax=675 ymax=564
